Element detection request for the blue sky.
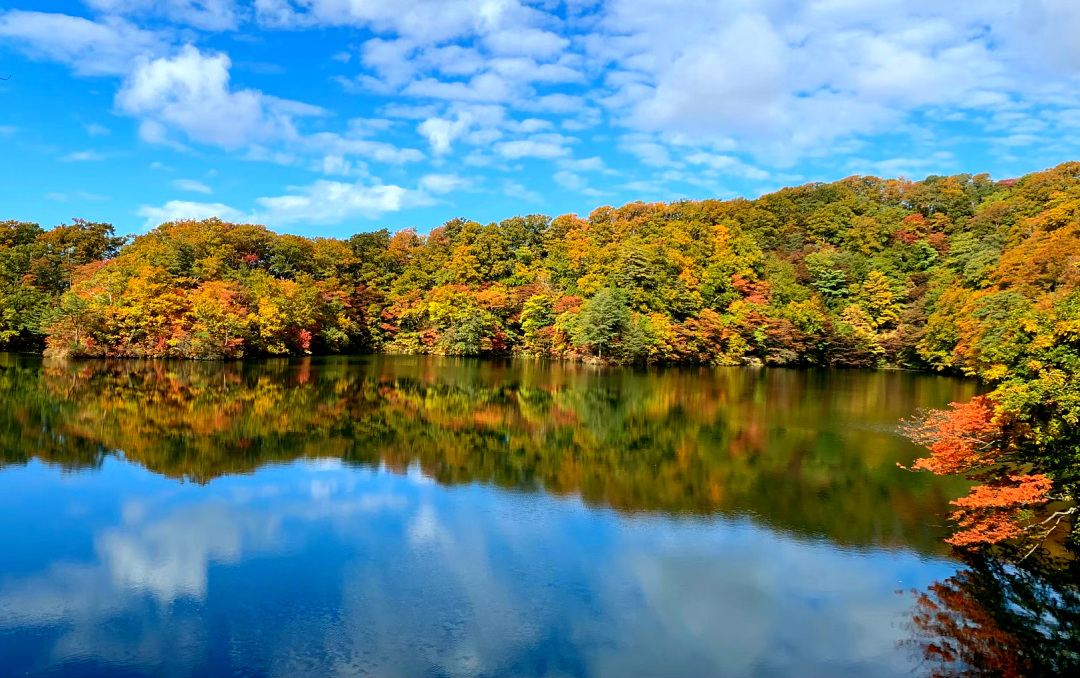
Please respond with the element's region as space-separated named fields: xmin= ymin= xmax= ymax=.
xmin=2 ymin=1 xmax=1080 ymax=238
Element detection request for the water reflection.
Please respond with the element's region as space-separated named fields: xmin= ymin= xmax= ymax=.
xmin=0 ymin=354 xmax=975 ymax=552
xmin=905 ymin=553 xmax=1080 ymax=677
xmin=4 ymin=354 xmax=1055 ymax=677
xmin=1 ymin=459 xmax=957 ymax=677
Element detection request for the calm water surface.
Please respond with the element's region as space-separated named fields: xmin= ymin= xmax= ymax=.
xmin=0 ymin=354 xmax=986 ymax=676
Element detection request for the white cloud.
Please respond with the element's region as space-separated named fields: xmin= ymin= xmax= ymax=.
xmin=314 ymin=154 xmax=367 ymax=177
xmin=420 ymin=44 xmax=486 ymax=78
xmin=618 ymin=135 xmax=677 ymax=168
xmin=254 ymin=179 xmax=433 ymax=224
xmin=0 ymin=10 xmax=163 ymax=76
xmin=85 ymin=123 xmax=111 ymax=136
xmin=509 ymin=118 xmax=554 ymax=133
xmin=495 ymin=139 xmax=567 ymax=159
xmin=419 ymin=173 xmax=471 ymax=194
xmin=494 ymin=133 xmax=573 ymax=159
xmin=136 ymin=200 xmax=251 ymax=227
xmin=417 ymin=117 xmax=469 ymax=155
xmin=487 ymin=57 xmax=581 ymax=85
xmin=559 ymin=156 xmax=605 ymax=172
xmin=302 ymin=131 xmax=424 ymax=164
xmin=528 ymin=93 xmax=587 ymax=115
xmin=254 ymin=0 xmax=554 ymax=45
xmin=360 ymin=37 xmax=417 ymax=86
xmin=684 ymin=152 xmax=770 ymax=181
xmin=333 ymin=73 xmax=394 ymax=95
xmin=552 ymin=170 xmax=584 ymax=190
xmin=380 ymin=103 xmax=442 ymax=119
xmin=116 ymin=45 xmax=324 ymax=149
xmin=172 ymin=178 xmax=212 ymax=194
xmin=627 ymin=13 xmax=787 ymax=138
xmin=502 ymin=179 xmax=542 ymax=203
xmin=847 ymin=151 xmax=955 ymax=179
xmin=484 ymin=27 xmax=569 ymax=58
xmin=404 ymin=73 xmax=517 ymax=103
xmin=587 ymin=0 xmax=1080 ymax=161
xmin=553 ymin=170 xmax=603 ymax=197
xmin=45 ymin=191 xmax=108 ymax=201
xmin=85 ymin=0 xmax=239 ymax=31
xmin=62 ymin=150 xmax=107 ymax=162
xmin=414 ymin=105 xmax=507 ymax=155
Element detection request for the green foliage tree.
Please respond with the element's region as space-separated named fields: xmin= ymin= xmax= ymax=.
xmin=573 ymin=287 xmax=629 ymax=358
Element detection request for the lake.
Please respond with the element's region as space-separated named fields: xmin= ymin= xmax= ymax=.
xmin=0 ymin=354 xmax=991 ymax=676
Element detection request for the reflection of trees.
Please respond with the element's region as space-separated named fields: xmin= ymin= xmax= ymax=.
xmin=906 ymin=553 xmax=1080 ymax=677
xmin=0 ymin=355 xmax=976 ymax=553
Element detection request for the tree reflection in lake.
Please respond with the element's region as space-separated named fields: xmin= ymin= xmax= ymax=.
xmin=906 ymin=552 xmax=1080 ymax=678
xmin=0 ymin=353 xmax=974 ymax=552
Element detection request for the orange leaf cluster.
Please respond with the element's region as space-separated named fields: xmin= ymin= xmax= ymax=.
xmin=946 ymin=474 xmax=1053 ymax=547
xmin=907 ymin=396 xmax=1000 ymax=475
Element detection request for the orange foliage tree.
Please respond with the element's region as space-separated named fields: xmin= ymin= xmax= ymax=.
xmin=904 ymin=396 xmax=1068 ymax=550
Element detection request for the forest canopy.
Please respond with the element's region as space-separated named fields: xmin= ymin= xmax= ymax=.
xmin=5 ymin=166 xmax=1054 ymax=369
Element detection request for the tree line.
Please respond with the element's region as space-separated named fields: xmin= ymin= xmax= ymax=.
xmin=0 ymin=169 xmax=1027 ymax=366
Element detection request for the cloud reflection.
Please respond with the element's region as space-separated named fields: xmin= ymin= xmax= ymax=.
xmin=0 ymin=461 xmax=957 ymax=677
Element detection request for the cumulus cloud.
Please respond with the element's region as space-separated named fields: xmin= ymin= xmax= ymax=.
xmin=404 ymin=73 xmax=518 ymax=103
xmin=684 ymin=152 xmax=771 ymax=181
xmin=136 ymin=200 xmax=251 ymax=227
xmin=116 ymin=45 xmax=324 ymax=149
xmin=0 ymin=10 xmax=163 ymax=76
xmin=254 ymin=179 xmax=433 ymax=224
xmin=559 ymin=156 xmax=606 ymax=172
xmin=587 ymin=0 xmax=1080 ymax=160
xmin=139 ymin=177 xmax=434 ymax=227
xmin=618 ymin=134 xmax=677 ymax=168
xmin=62 ymin=150 xmax=107 ymax=162
xmin=85 ymin=0 xmax=239 ymax=31
xmin=413 ymin=105 xmax=507 ymax=155
xmin=254 ymin=0 xmax=556 ymax=48
xmin=502 ymin=179 xmax=543 ymax=203
xmin=484 ymin=26 xmax=569 ymax=58
xmin=419 ymin=173 xmax=471 ymax=194
xmin=314 ymin=154 xmax=367 ymax=177
xmin=418 ymin=117 xmax=470 ymax=155
xmin=172 ymin=178 xmax=212 ymax=194
xmin=494 ymin=134 xmax=573 ymax=159
xmin=301 ymin=131 xmax=424 ymax=164
xmin=45 ymin=191 xmax=109 ymax=202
